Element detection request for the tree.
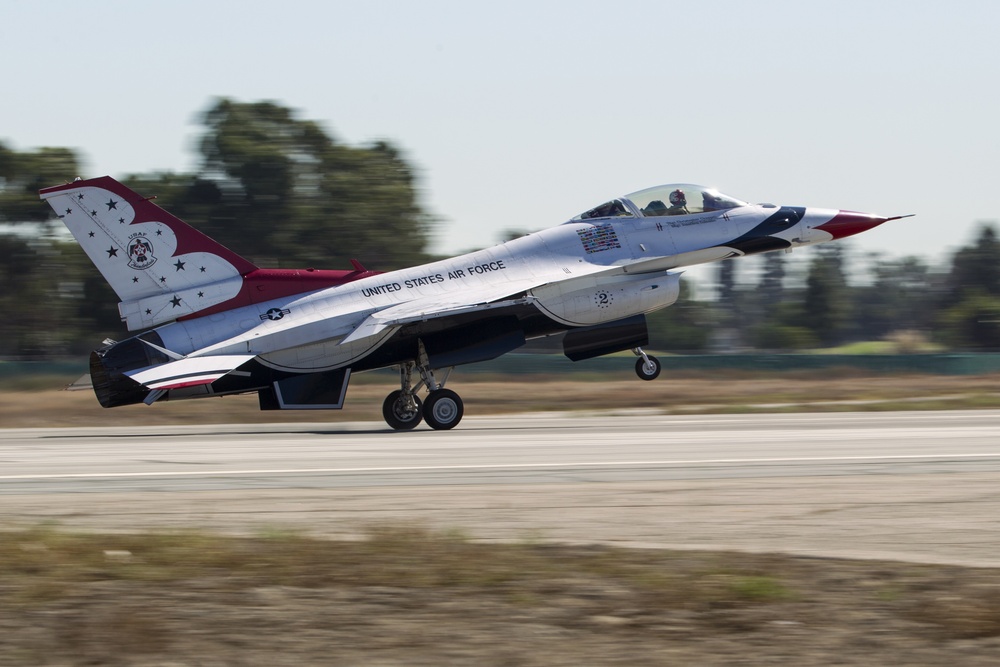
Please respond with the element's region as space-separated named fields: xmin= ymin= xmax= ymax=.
xmin=0 ymin=236 xmax=95 ymax=356
xmin=802 ymin=245 xmax=850 ymax=347
xmin=712 ymin=258 xmax=744 ymax=350
xmin=758 ymin=251 xmax=786 ymax=306
xmin=853 ymin=255 xmax=934 ymax=341
xmin=744 ymin=251 xmax=792 ymax=349
xmin=0 ymin=143 xmax=82 ymax=227
xmin=187 ymin=98 xmax=435 ymax=270
xmin=751 ymin=254 xmax=818 ymax=350
xmin=933 ymin=224 xmax=1000 ymax=349
xmin=938 ymin=291 xmax=1000 ymax=350
xmin=947 ymin=224 xmax=1000 ymax=300
xmin=0 ymin=144 xmax=97 ymax=356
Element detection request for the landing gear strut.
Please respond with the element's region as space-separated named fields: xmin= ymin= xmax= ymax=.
xmin=633 ymin=347 xmax=661 ymax=381
xmin=382 ymin=343 xmax=464 ymax=431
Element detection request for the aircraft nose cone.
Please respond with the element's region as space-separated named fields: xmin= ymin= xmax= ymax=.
xmin=814 ymin=211 xmax=890 ymax=240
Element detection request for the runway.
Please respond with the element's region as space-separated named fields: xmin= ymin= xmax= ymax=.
xmin=3 ymin=410 xmax=1000 ymax=567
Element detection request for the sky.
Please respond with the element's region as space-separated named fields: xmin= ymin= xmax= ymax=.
xmin=3 ymin=0 xmax=999 ymax=285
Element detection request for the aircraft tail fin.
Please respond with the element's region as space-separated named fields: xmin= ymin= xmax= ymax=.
xmin=40 ymin=176 xmax=258 ymax=331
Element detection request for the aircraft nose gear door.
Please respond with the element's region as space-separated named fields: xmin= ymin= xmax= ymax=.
xmin=633 ymin=347 xmax=661 ymax=381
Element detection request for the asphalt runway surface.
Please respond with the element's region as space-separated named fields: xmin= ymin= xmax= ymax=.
xmin=3 ymin=410 xmax=1000 ymax=566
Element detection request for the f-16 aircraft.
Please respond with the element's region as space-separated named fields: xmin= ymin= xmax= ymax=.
xmin=40 ymin=177 xmax=906 ymax=430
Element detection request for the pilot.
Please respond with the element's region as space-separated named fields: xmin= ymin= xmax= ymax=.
xmin=667 ymin=189 xmax=688 ymax=215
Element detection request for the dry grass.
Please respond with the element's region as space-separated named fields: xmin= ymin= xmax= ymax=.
xmin=1 ymin=525 xmax=790 ymax=609
xmin=4 ymin=525 xmax=1000 ymax=662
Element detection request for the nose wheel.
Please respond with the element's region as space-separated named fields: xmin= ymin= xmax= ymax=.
xmin=633 ymin=347 xmax=661 ymax=381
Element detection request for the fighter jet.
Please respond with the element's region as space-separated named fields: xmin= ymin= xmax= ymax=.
xmin=40 ymin=177 xmax=906 ymax=430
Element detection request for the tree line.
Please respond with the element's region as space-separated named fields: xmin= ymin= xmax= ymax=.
xmin=2 ymin=99 xmax=998 ymax=358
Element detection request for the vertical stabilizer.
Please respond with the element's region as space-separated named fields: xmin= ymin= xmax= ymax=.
xmin=40 ymin=176 xmax=258 ymax=330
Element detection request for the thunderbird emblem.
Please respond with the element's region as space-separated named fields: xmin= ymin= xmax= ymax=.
xmin=126 ymin=234 xmax=157 ymax=270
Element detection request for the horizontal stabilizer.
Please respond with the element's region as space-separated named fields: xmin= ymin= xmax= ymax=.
xmin=125 ymin=354 xmax=256 ymax=391
xmin=65 ymin=373 xmax=93 ymax=391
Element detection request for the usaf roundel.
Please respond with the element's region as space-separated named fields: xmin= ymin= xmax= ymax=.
xmin=260 ymin=307 xmax=291 ymax=321
xmin=126 ymin=234 xmax=157 ymax=270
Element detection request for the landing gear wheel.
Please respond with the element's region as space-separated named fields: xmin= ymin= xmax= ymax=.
xmin=635 ymin=355 xmax=661 ymax=381
xmin=383 ymin=390 xmax=423 ymax=430
xmin=423 ymin=389 xmax=464 ymax=430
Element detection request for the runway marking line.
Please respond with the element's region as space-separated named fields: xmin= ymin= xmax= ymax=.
xmin=3 ymin=452 xmax=1000 ymax=480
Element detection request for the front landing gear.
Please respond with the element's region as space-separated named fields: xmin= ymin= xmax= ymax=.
xmin=633 ymin=347 xmax=661 ymax=381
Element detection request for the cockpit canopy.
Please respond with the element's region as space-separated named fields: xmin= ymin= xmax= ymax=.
xmin=572 ymin=184 xmax=748 ymax=221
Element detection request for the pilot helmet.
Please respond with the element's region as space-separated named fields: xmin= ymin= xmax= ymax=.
xmin=669 ymin=189 xmax=686 ymax=206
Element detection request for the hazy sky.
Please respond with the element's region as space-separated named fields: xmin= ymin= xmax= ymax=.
xmin=4 ymin=0 xmax=998 ymax=275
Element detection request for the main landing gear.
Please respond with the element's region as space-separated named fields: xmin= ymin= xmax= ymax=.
xmin=382 ymin=356 xmax=465 ymax=431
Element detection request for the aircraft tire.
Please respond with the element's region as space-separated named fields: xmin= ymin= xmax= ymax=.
xmin=635 ymin=355 xmax=661 ymax=381
xmin=383 ymin=390 xmax=423 ymax=430
xmin=423 ymin=389 xmax=464 ymax=430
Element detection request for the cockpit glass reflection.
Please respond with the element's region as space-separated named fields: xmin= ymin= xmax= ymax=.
xmin=572 ymin=184 xmax=748 ymax=221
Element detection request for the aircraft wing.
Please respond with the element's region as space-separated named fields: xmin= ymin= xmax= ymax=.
xmin=125 ymin=354 xmax=256 ymax=391
xmin=340 ymin=280 xmax=540 ymax=345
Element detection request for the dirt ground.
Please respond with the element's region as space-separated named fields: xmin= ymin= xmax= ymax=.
xmin=4 ymin=531 xmax=1000 ymax=667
